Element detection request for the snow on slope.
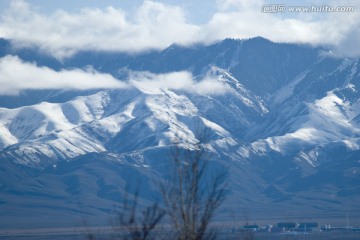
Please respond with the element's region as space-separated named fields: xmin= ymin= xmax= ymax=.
xmin=0 ymin=69 xmax=266 ymax=167
xmin=0 ymin=89 xmax=140 ymax=166
xmin=236 ymin=55 xmax=360 ymax=162
xmin=240 ymin=87 xmax=360 ymax=168
xmin=1 ymin=39 xmax=360 ymax=228
xmin=2 ymin=60 xmax=359 ymax=168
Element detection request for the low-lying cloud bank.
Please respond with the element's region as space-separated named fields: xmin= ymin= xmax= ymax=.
xmin=0 ymin=0 xmax=359 ymax=58
xmin=0 ymin=55 xmax=227 ymax=96
xmin=0 ymin=55 xmax=126 ymax=95
xmin=129 ymin=71 xmax=228 ymax=95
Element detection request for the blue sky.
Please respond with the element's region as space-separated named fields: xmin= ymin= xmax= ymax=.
xmin=0 ymin=0 xmax=340 ymax=22
xmin=0 ymin=0 xmax=218 ymax=23
xmin=0 ymin=0 xmax=359 ymax=58
xmin=0 ymin=0 xmax=344 ymax=21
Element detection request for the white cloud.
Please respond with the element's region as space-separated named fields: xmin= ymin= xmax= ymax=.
xmin=129 ymin=71 xmax=193 ymax=94
xmin=0 ymin=55 xmax=228 ymax=96
xmin=129 ymin=71 xmax=228 ymax=95
xmin=0 ymin=0 xmax=359 ymax=58
xmin=191 ymin=76 xmax=228 ymax=95
xmin=207 ymin=0 xmax=360 ymax=47
xmin=0 ymin=55 xmax=127 ymax=95
xmin=0 ymin=0 xmax=199 ymax=59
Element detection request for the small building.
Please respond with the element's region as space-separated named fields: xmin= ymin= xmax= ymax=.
xmin=277 ymin=222 xmax=296 ymax=230
xmin=242 ymin=224 xmax=259 ymax=231
xmin=298 ymin=222 xmax=318 ymax=229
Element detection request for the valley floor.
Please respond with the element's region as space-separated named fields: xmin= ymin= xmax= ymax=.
xmin=1 ymin=225 xmax=360 ymax=240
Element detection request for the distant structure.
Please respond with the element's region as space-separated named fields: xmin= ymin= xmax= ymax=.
xmin=242 ymin=225 xmax=259 ymax=231
xmin=298 ymin=222 xmax=318 ymax=232
xmin=276 ymin=222 xmax=296 ymax=231
xmin=272 ymin=222 xmax=319 ymax=232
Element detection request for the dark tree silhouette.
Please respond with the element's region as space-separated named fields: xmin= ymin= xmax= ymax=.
xmin=159 ymin=137 xmax=228 ymax=240
xmin=116 ymin=188 xmax=165 ymax=240
xmin=86 ymin=132 xmax=227 ymax=240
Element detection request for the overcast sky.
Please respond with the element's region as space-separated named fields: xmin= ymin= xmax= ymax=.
xmin=0 ymin=0 xmax=359 ymax=58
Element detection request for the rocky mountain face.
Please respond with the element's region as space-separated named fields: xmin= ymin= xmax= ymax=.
xmin=0 ymin=37 xmax=359 ymax=228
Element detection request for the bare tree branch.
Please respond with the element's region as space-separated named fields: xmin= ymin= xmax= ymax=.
xmin=117 ymin=185 xmax=165 ymax=240
xmin=160 ymin=132 xmax=228 ymax=240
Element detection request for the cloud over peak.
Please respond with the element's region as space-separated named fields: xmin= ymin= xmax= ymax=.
xmin=0 ymin=0 xmax=359 ymax=58
xmin=129 ymin=71 xmax=228 ymax=95
xmin=0 ymin=56 xmax=228 ymax=96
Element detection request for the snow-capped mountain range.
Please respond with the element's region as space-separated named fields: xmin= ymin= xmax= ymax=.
xmin=0 ymin=37 xmax=359 ymax=228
